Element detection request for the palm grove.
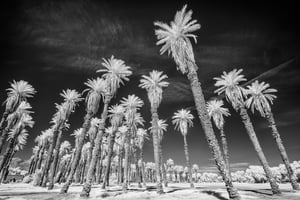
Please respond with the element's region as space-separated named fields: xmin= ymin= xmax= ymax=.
xmin=0 ymin=5 xmax=299 ymax=200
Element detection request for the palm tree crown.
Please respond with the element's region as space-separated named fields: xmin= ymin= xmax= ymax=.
xmin=4 ymin=80 xmax=36 ymax=112
xmin=97 ymin=56 xmax=132 ymax=96
xmin=60 ymin=89 xmax=82 ymax=117
xmin=108 ymin=104 xmax=125 ymax=128
xmin=172 ymin=109 xmax=194 ymax=135
xmin=136 ymin=128 xmax=149 ymax=149
xmin=150 ymin=119 xmax=168 ymax=142
xmin=214 ymin=69 xmax=247 ymax=110
xmin=84 ymin=77 xmax=107 ymax=114
xmin=139 ymin=70 xmax=169 ymax=107
xmin=206 ymin=99 xmax=230 ymax=130
xmin=154 ymin=5 xmax=201 ymax=74
xmin=245 ymin=81 xmax=277 ymax=117
xmin=121 ymin=95 xmax=144 ymax=126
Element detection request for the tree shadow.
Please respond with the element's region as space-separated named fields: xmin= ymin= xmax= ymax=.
xmin=201 ymin=190 xmax=228 ymax=200
xmin=243 ymin=189 xmax=273 ymax=196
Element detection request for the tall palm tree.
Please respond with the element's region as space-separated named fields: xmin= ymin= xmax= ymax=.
xmin=207 ymin=100 xmax=231 ymax=177
xmin=136 ymin=128 xmax=149 ymax=187
xmin=120 ymin=95 xmax=144 ymax=192
xmin=0 ymin=101 xmax=33 ymax=153
xmin=81 ymin=56 xmax=132 ymax=197
xmin=87 ymin=118 xmax=101 ymax=166
xmin=139 ymin=70 xmax=169 ymax=194
xmin=47 ymin=90 xmax=82 ymax=189
xmin=0 ymin=80 xmax=36 ymax=137
xmin=154 ymin=5 xmax=240 ymax=199
xmin=0 ymin=112 xmax=34 ymax=175
xmin=214 ymin=69 xmax=280 ymax=194
xmin=61 ymin=78 xmax=106 ymax=194
xmin=245 ymin=81 xmax=299 ymax=190
xmin=115 ymin=125 xmax=128 ymax=184
xmin=41 ymin=89 xmax=81 ymax=187
xmin=0 ymin=128 xmax=29 ymax=182
xmin=172 ymin=109 xmax=194 ymax=187
xmin=102 ymin=104 xmax=125 ymax=188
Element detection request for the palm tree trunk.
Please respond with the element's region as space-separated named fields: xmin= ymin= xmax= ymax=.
xmin=0 ymin=150 xmax=16 ymax=183
xmin=0 ymin=112 xmax=9 ymax=136
xmin=122 ymin=130 xmax=130 ymax=192
xmin=80 ymin=159 xmax=87 ymax=184
xmin=40 ymin=124 xmax=62 ymax=187
xmin=219 ymin=127 xmax=231 ymax=179
xmin=159 ymin=140 xmax=168 ymax=187
xmin=96 ymin=153 xmax=104 ymax=184
xmin=60 ymin=112 xmax=92 ymax=193
xmin=48 ymin=130 xmax=63 ymax=189
xmin=186 ymin=64 xmax=240 ymax=200
xmin=118 ymin=146 xmax=124 ymax=184
xmin=80 ymin=96 xmax=110 ymax=197
xmin=266 ymin=111 xmax=299 ymax=190
xmin=37 ymin=146 xmax=45 ymax=170
xmin=183 ymin=134 xmax=194 ymax=188
xmin=239 ymin=106 xmax=280 ymax=194
xmin=140 ymin=149 xmax=146 ymax=187
xmin=0 ymin=122 xmax=15 ymax=154
xmin=151 ymin=105 xmax=164 ymax=194
xmin=102 ymin=127 xmax=117 ymax=188
xmin=0 ymin=137 xmax=17 ymax=177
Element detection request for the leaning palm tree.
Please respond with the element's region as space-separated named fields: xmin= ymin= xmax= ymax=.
xmin=61 ymin=78 xmax=106 ymax=193
xmin=47 ymin=90 xmax=82 ymax=189
xmin=245 ymin=80 xmax=299 ymax=190
xmin=154 ymin=5 xmax=240 ymax=199
xmin=120 ymin=95 xmax=144 ymax=192
xmin=41 ymin=90 xmax=81 ymax=188
xmin=87 ymin=117 xmax=101 ymax=166
xmin=214 ymin=69 xmax=280 ymax=194
xmin=172 ymin=109 xmax=194 ymax=187
xmin=207 ymin=100 xmax=231 ymax=177
xmin=81 ymin=56 xmax=132 ymax=197
xmin=102 ymin=104 xmax=125 ymax=188
xmin=0 ymin=101 xmax=33 ymax=153
xmin=0 ymin=112 xmax=34 ymax=175
xmin=0 ymin=128 xmax=29 ymax=182
xmin=136 ymin=128 xmax=150 ymax=187
xmin=0 ymin=80 xmax=36 ymax=137
xmin=139 ymin=70 xmax=169 ymax=194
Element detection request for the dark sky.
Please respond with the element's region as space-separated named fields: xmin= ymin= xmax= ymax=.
xmin=1 ymin=0 xmax=300 ymax=172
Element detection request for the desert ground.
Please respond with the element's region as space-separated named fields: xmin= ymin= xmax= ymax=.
xmin=1 ymin=183 xmax=300 ymax=200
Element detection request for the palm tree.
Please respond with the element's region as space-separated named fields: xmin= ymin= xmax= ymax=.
xmin=136 ymin=128 xmax=149 ymax=187
xmin=120 ymin=95 xmax=144 ymax=192
xmin=245 ymin=81 xmax=299 ymax=190
xmin=81 ymin=56 xmax=132 ymax=197
xmin=0 ymin=128 xmax=29 ymax=182
xmin=0 ymin=101 xmax=34 ymax=153
xmin=0 ymin=112 xmax=34 ymax=176
xmin=47 ymin=90 xmax=82 ymax=189
xmin=102 ymin=104 xmax=125 ymax=188
xmin=0 ymin=80 xmax=36 ymax=137
xmin=115 ymin=125 xmax=128 ymax=184
xmin=214 ymin=69 xmax=280 ymax=194
xmin=172 ymin=109 xmax=194 ymax=187
xmin=154 ymin=5 xmax=240 ymax=199
xmin=40 ymin=90 xmax=81 ymax=187
xmin=207 ymin=100 xmax=231 ymax=177
xmin=60 ymin=78 xmax=106 ymax=194
xmin=139 ymin=70 xmax=169 ymax=194
xmin=87 ymin=118 xmax=101 ymax=166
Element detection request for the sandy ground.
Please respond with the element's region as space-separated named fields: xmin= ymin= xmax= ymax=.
xmin=0 ymin=182 xmax=300 ymax=200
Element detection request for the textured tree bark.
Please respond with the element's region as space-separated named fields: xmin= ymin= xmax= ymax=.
xmin=80 ymin=97 xmax=110 ymax=197
xmin=140 ymin=150 xmax=147 ymax=187
xmin=239 ymin=106 xmax=281 ymax=194
xmin=48 ymin=130 xmax=63 ymax=189
xmin=122 ymin=129 xmax=130 ymax=192
xmin=183 ymin=135 xmax=194 ymax=188
xmin=40 ymin=123 xmax=62 ymax=187
xmin=134 ymin=146 xmax=142 ymax=188
xmin=0 ymin=136 xmax=18 ymax=177
xmin=0 ymin=120 xmax=16 ymax=154
xmin=186 ymin=64 xmax=240 ymax=200
xmin=219 ymin=128 xmax=231 ymax=179
xmin=36 ymin=146 xmax=45 ymax=170
xmin=60 ymin=112 xmax=92 ymax=193
xmin=159 ymin=140 xmax=168 ymax=187
xmin=150 ymin=105 xmax=164 ymax=194
xmin=102 ymin=127 xmax=117 ymax=188
xmin=0 ymin=112 xmax=9 ymax=136
xmin=266 ymin=111 xmax=299 ymax=190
